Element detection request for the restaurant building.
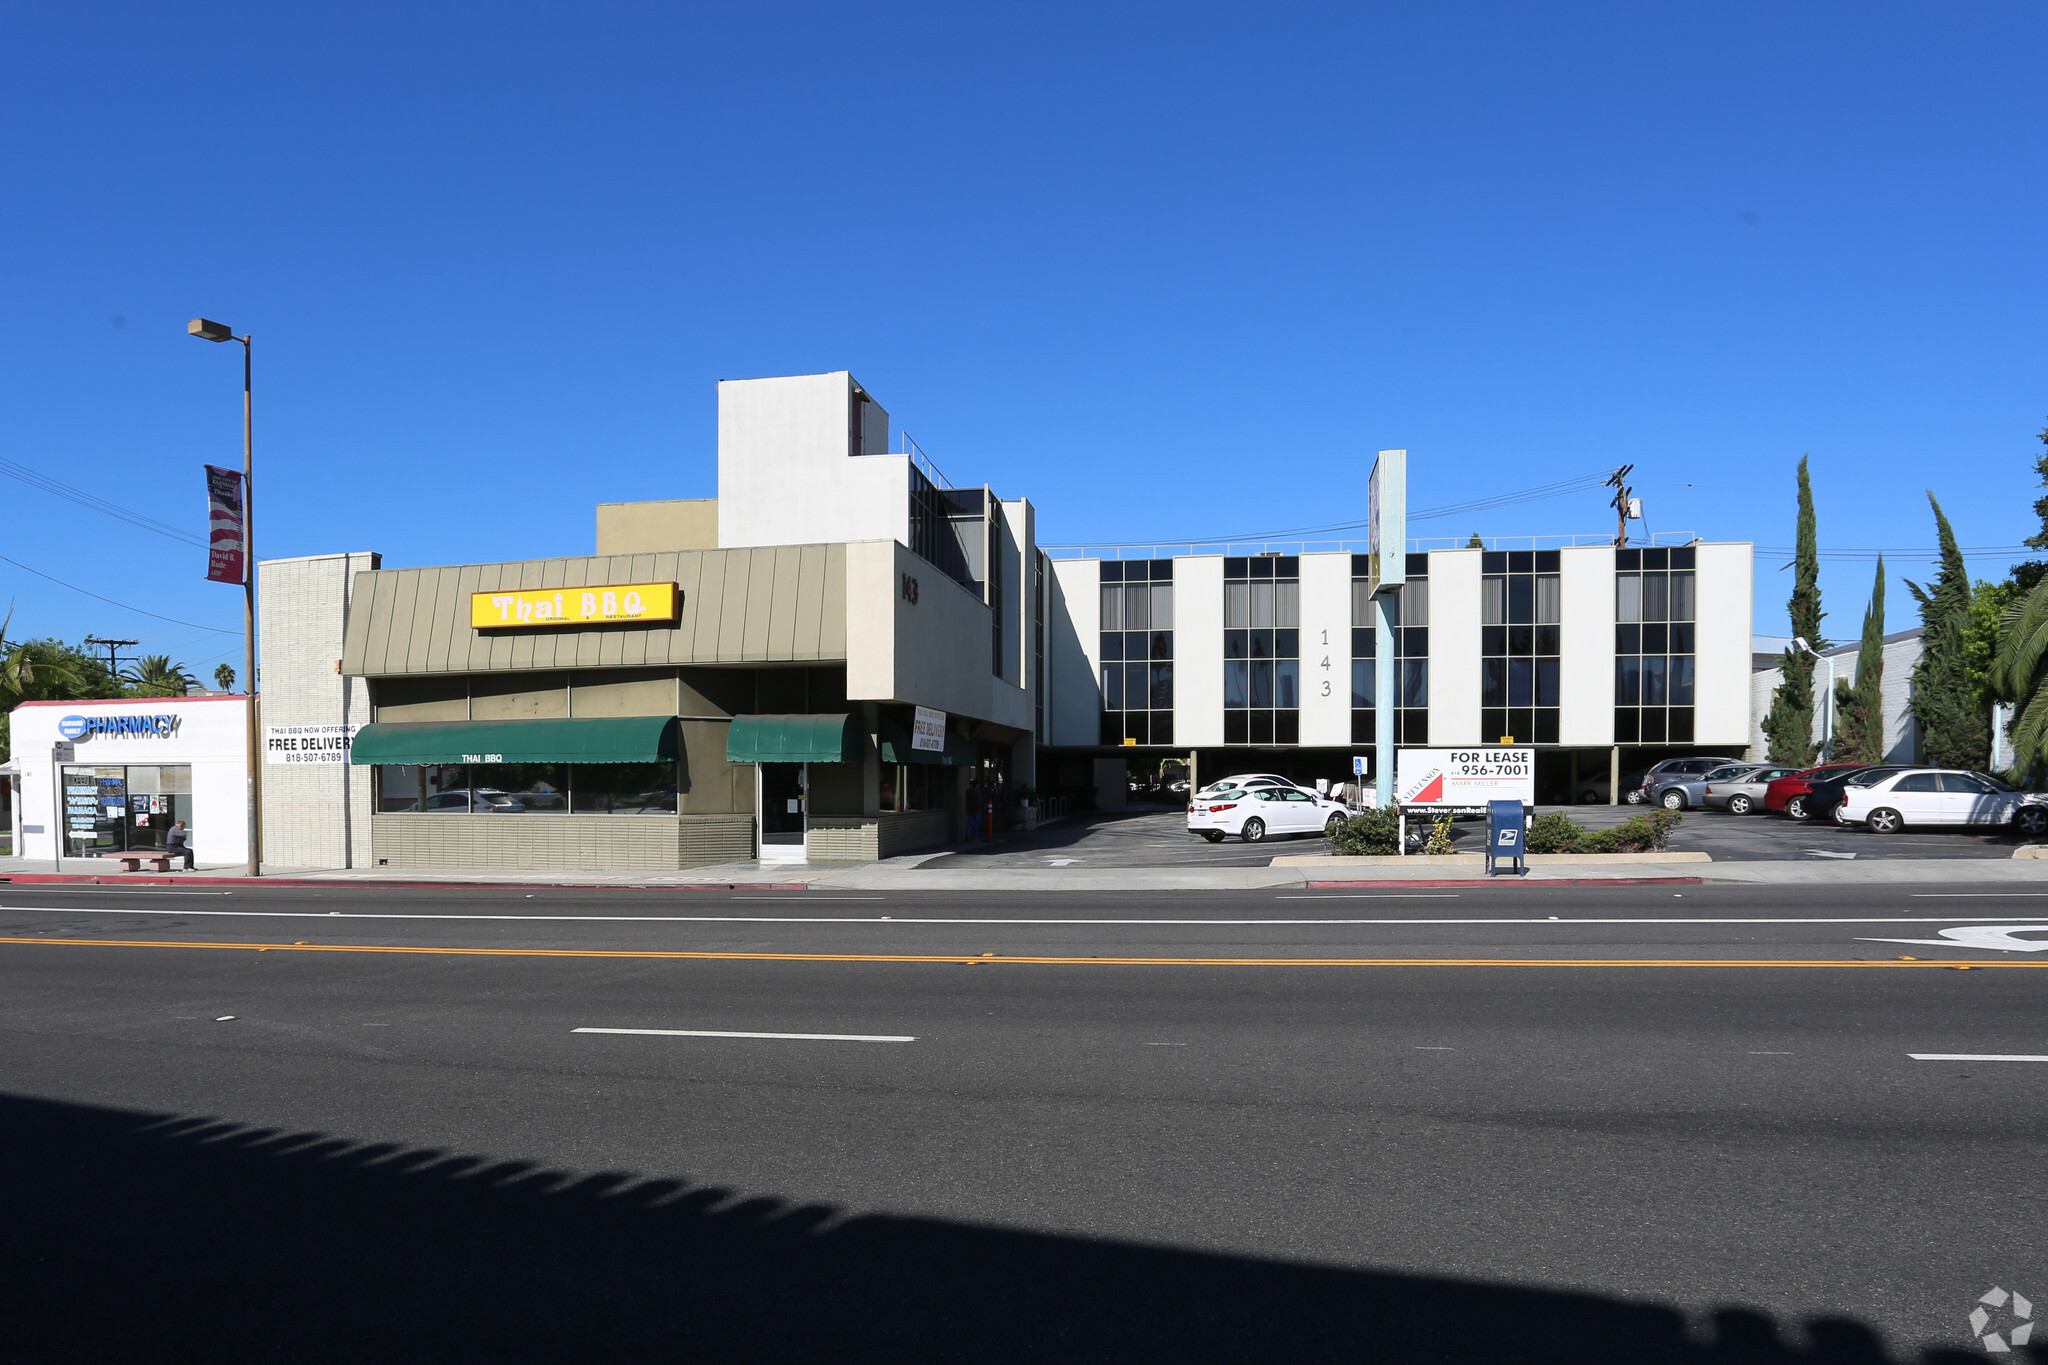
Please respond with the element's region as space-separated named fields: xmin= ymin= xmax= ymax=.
xmin=255 ymin=369 xmax=1756 ymax=873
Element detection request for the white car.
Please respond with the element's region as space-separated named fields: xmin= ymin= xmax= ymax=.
xmin=1837 ymin=769 xmax=2048 ymax=837
xmin=1190 ymin=785 xmax=1353 ymax=843
xmin=1194 ymin=772 xmax=1308 ymax=800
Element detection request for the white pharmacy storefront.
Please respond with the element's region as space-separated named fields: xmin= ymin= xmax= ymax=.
xmin=8 ymin=696 xmax=251 ymax=866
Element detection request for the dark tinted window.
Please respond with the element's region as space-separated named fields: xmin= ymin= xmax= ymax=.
xmin=1893 ymin=773 xmax=1939 ymax=793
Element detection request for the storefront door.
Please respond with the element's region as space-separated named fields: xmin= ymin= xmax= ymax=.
xmin=759 ymin=762 xmax=806 ymax=862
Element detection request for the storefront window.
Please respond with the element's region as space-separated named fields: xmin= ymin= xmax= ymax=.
xmin=882 ymin=764 xmax=948 ymax=812
xmin=62 ymin=764 xmax=193 ymax=857
xmin=376 ymin=763 xmax=677 ymax=814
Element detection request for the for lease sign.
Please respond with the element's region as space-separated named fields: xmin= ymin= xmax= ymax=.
xmin=1394 ymin=748 xmax=1535 ymax=807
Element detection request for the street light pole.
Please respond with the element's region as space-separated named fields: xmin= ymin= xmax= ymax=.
xmin=1792 ymin=637 xmax=1834 ymax=760
xmin=189 ymin=318 xmax=261 ymax=877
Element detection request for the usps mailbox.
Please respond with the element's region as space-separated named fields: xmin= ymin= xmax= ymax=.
xmin=1487 ymin=799 xmax=1528 ymax=877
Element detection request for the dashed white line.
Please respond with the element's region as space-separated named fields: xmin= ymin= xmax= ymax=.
xmin=573 ymin=1027 xmax=915 ymax=1043
xmin=1908 ymin=1053 xmax=2048 ymax=1062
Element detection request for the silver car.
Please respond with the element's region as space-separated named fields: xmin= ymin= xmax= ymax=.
xmin=1702 ymin=764 xmax=1798 ymax=815
xmin=1652 ymin=763 xmax=1772 ymax=811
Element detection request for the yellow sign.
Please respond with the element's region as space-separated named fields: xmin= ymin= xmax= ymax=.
xmin=471 ymin=583 xmax=679 ymax=629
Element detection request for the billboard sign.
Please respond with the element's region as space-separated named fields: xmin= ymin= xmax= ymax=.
xmin=1368 ymin=448 xmax=1407 ymax=590
xmin=1395 ymin=748 xmax=1535 ymax=808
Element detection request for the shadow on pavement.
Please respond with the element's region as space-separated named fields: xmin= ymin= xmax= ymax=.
xmin=0 ymin=1093 xmax=2010 ymax=1363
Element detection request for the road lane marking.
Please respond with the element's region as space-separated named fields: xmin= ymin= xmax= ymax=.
xmin=1275 ymin=894 xmax=1460 ymax=900
xmin=1862 ymin=926 xmax=2048 ymax=953
xmin=1913 ymin=893 xmax=2048 ymax=898
xmin=7 ymin=906 xmax=2039 ymax=928
xmin=1908 ymin=1054 xmax=2048 ymax=1062
xmin=573 ymin=1027 xmax=915 ymax=1043
xmin=3 ymin=936 xmax=2048 ymax=968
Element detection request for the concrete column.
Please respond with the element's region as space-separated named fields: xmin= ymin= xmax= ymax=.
xmin=1374 ymin=591 xmax=1396 ymax=807
xmin=1609 ymin=746 xmax=1621 ymax=805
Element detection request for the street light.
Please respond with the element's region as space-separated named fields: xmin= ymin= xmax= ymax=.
xmin=1791 ymin=637 xmax=1834 ymax=759
xmin=188 ymin=317 xmax=261 ymax=877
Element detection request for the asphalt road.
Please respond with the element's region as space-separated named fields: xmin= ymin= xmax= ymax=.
xmin=923 ymin=803 xmax=2027 ymax=868
xmin=1 ymin=881 xmax=2043 ymax=1363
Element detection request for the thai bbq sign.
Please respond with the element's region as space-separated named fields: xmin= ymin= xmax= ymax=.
xmin=470 ymin=583 xmax=680 ymax=629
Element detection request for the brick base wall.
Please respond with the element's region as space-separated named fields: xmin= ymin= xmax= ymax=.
xmin=371 ymin=813 xmax=755 ymax=871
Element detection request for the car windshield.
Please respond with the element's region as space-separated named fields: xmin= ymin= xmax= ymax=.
xmin=1969 ymin=771 xmax=2019 ymax=792
xmin=1840 ymin=768 xmax=1894 ymax=784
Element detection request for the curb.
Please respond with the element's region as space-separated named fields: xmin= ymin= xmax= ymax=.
xmin=0 ymin=873 xmax=813 ymax=892
xmin=1306 ymin=877 xmax=1705 ymax=889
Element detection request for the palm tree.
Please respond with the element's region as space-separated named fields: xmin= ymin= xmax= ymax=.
xmin=125 ymin=654 xmax=197 ymax=698
xmin=0 ymin=603 xmax=83 ymax=707
xmin=214 ymin=662 xmax=236 ymax=692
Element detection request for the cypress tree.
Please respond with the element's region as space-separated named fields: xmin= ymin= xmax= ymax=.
xmin=1831 ymin=557 xmax=1886 ymax=765
xmin=1761 ymin=457 xmax=1826 ymax=765
xmin=1907 ymin=494 xmax=1988 ymax=769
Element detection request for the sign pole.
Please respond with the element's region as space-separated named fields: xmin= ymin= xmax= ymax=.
xmin=1369 ymin=449 xmax=1407 ymax=812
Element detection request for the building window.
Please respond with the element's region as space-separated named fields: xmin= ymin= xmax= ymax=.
xmin=1615 ymin=545 xmax=1696 ymax=743
xmin=1223 ymin=555 xmax=1299 ymax=746
xmin=375 ymin=763 xmax=678 ymax=814
xmin=1481 ymin=550 xmax=1561 ymax=745
xmin=1350 ymin=553 xmax=1428 ymax=745
xmin=1100 ymin=559 xmax=1174 ymax=746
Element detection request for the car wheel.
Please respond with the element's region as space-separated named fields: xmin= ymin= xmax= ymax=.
xmin=1325 ymin=813 xmax=1347 ymax=836
xmin=1832 ymin=804 xmax=1852 ymax=825
xmin=1727 ymin=794 xmax=1752 ymax=815
xmin=1660 ymin=791 xmax=1685 ymax=811
xmin=1201 ymin=830 xmax=1227 ymax=844
xmin=1240 ymin=818 xmax=1266 ymax=844
xmin=1625 ymin=788 xmax=1646 ymax=805
xmin=1786 ymin=796 xmax=1809 ymax=820
xmin=1867 ymin=806 xmax=1903 ymax=835
xmin=2013 ymin=806 xmax=2048 ymax=839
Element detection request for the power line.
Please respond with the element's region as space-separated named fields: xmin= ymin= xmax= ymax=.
xmin=1162 ymin=469 xmax=1615 ymax=545
xmin=0 ymin=553 xmax=236 ymax=633
xmin=0 ymin=455 xmax=206 ymax=547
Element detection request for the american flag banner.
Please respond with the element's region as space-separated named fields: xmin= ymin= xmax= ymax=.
xmin=205 ymin=464 xmax=245 ymax=584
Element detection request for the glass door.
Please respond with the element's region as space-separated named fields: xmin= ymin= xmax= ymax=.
xmin=759 ymin=762 xmax=807 ymax=861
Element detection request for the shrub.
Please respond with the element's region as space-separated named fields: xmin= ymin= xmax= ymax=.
xmin=1526 ymin=811 xmax=1583 ymax=854
xmin=1519 ymin=808 xmax=1681 ymax=855
xmin=1331 ymin=806 xmax=1401 ymax=856
xmin=1424 ymin=812 xmax=1456 ymax=855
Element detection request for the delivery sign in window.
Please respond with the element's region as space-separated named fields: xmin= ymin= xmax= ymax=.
xmin=471 ymin=583 xmax=679 ymax=629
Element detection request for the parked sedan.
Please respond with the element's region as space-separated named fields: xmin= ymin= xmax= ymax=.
xmin=1807 ymin=766 xmax=1912 ymax=825
xmin=1651 ymin=763 xmax=1771 ymax=811
xmin=1839 ymin=769 xmax=2048 ymax=836
xmin=1703 ymin=764 xmax=1799 ymax=814
xmin=1764 ymin=764 xmax=1867 ymax=820
xmin=1189 ymin=785 xmax=1352 ymax=843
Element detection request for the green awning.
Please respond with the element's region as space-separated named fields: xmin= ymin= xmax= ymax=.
xmin=877 ymin=719 xmax=976 ymax=766
xmin=351 ymin=716 xmax=678 ymax=766
xmin=726 ymin=713 xmax=861 ymax=764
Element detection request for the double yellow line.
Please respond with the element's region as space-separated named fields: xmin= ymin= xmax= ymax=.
xmin=0 ymin=936 xmax=2042 ymax=969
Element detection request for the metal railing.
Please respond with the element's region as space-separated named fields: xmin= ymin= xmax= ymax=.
xmin=1040 ymin=531 xmax=1703 ymax=560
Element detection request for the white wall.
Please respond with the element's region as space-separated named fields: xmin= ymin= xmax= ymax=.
xmin=1175 ymin=556 xmax=1224 ymax=747
xmin=1693 ymin=542 xmax=1754 ymax=746
xmin=1749 ymin=630 xmax=1923 ymax=763
xmin=716 ymin=372 xmax=910 ymax=551
xmin=998 ymin=498 xmax=1032 ymax=689
xmin=1297 ymin=552 xmax=1351 ymax=746
xmin=260 ymin=551 xmax=378 ymax=869
xmin=1428 ymin=549 xmax=1482 ymax=746
xmin=1047 ymin=558 xmax=1101 ymax=747
xmin=10 ymin=697 xmax=250 ymax=865
xmin=1559 ymin=545 xmax=1616 ymax=746
xmin=846 ymin=540 xmax=1032 ymax=732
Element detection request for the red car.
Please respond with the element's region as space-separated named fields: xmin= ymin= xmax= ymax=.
xmin=1764 ymin=763 xmax=1865 ymax=819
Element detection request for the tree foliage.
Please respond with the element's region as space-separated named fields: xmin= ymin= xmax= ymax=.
xmin=0 ymin=606 xmax=182 ymax=759
xmin=1906 ymin=494 xmax=1988 ymax=770
xmin=214 ymin=662 xmax=237 ymax=692
xmin=1761 ymin=457 xmax=1826 ymax=765
xmin=125 ymin=655 xmax=196 ymax=698
xmin=1831 ymin=557 xmax=1887 ymax=766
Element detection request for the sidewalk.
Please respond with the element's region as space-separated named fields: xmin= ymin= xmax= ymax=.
xmin=4 ymin=852 xmax=2046 ymax=891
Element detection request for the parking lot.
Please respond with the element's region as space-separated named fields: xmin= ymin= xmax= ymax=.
xmin=917 ymin=798 xmax=2035 ymax=869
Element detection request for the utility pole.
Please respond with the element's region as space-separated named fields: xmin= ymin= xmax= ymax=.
xmin=83 ymin=636 xmax=138 ymax=680
xmin=1605 ymin=466 xmax=1636 ymax=548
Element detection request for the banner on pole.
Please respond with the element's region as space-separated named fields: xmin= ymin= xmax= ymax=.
xmin=205 ymin=465 xmax=246 ymax=585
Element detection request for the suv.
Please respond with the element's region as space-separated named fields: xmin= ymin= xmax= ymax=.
xmin=1624 ymin=757 xmax=1743 ymax=804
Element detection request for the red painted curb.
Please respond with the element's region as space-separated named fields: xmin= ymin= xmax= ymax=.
xmin=1306 ymin=877 xmax=1705 ymax=889
xmin=0 ymin=874 xmax=811 ymax=892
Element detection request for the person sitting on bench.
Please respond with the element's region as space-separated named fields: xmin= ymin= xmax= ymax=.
xmin=165 ymin=821 xmax=194 ymax=870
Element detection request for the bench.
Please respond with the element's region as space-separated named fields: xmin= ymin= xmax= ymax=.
xmin=101 ymin=852 xmax=176 ymax=873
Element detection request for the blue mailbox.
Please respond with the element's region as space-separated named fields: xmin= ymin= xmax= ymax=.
xmin=1487 ymin=799 xmax=1528 ymax=877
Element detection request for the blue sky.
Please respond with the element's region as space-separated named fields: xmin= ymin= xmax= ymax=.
xmin=2 ymin=1 xmax=2044 ymax=678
